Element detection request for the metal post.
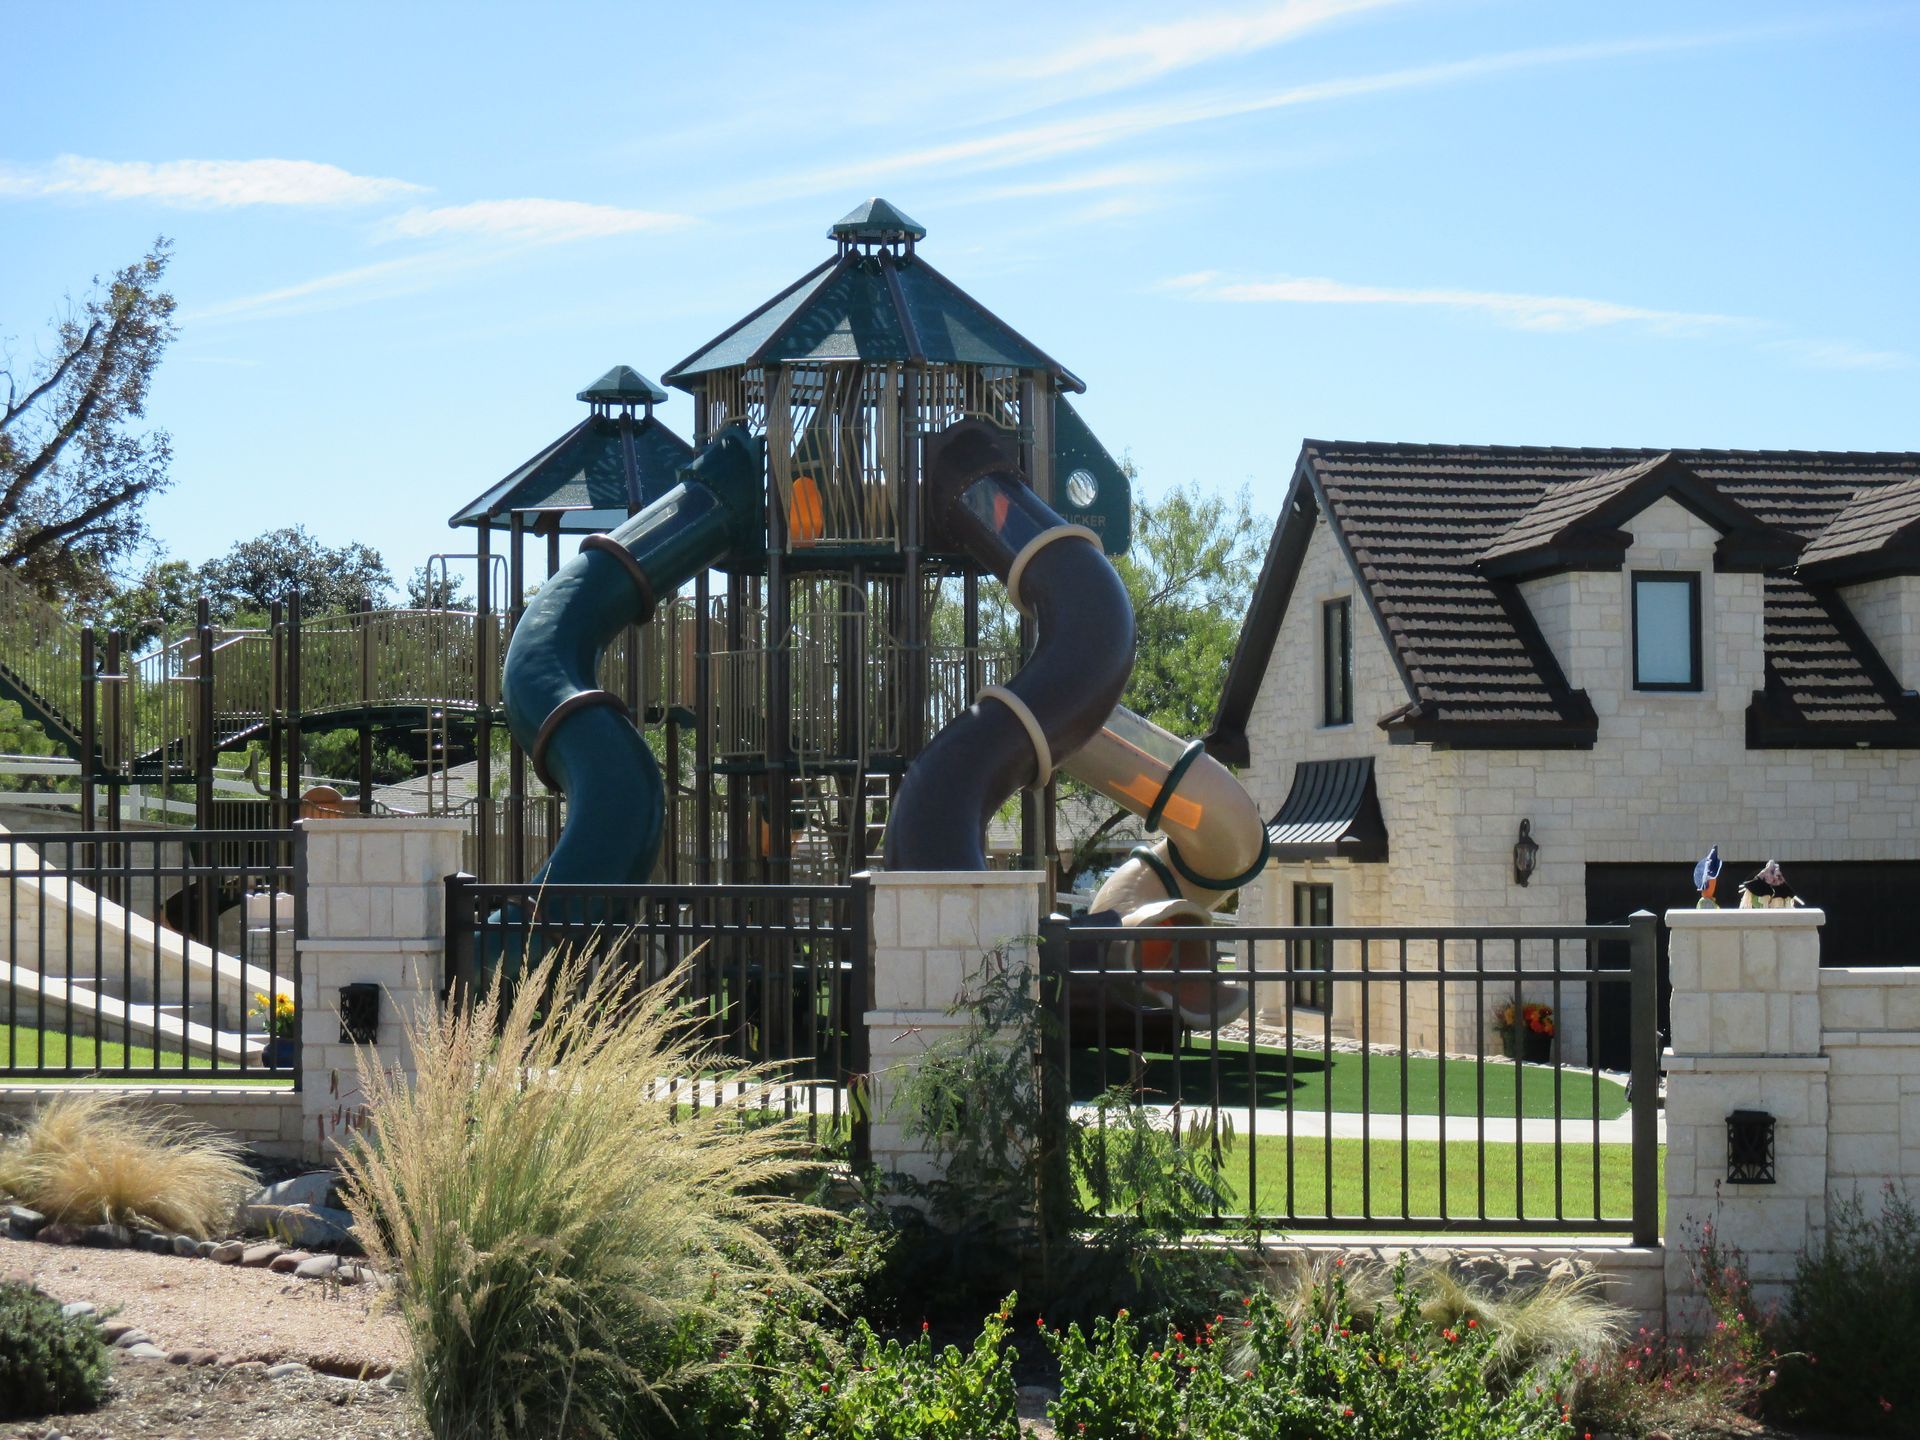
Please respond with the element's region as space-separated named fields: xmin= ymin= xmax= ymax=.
xmin=1036 ymin=912 xmax=1073 ymax=1245
xmin=104 ymin=630 xmax=123 ymax=836
xmin=195 ymin=599 xmax=215 ymax=828
xmin=475 ymin=525 xmax=493 ymax=882
xmin=1628 ymin=909 xmax=1660 ymax=1246
xmin=268 ymin=601 xmax=284 ymax=830
xmin=79 ymin=627 xmax=96 ymax=834
xmin=694 ymin=570 xmax=713 ymax=884
xmin=848 ymin=871 xmax=873 ymax=1169
xmin=444 ymin=872 xmax=478 ymax=1004
xmin=508 ymin=509 xmax=527 ymax=881
xmin=356 ymin=598 xmax=373 ymax=815
xmin=285 ymin=593 xmax=303 ymax=821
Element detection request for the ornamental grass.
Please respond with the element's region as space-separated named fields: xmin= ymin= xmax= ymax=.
xmin=0 ymin=1089 xmax=253 ymax=1236
xmin=336 ymin=945 xmax=823 ymax=1440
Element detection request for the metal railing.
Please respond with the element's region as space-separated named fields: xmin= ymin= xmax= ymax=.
xmin=445 ymin=875 xmax=871 ymax=1160
xmin=1038 ymin=913 xmax=1660 ymax=1240
xmin=0 ymin=829 xmax=301 ymax=1081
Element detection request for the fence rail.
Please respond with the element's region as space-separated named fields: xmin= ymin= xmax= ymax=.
xmin=445 ymin=876 xmax=871 ymax=1161
xmin=1039 ymin=913 xmax=1660 ymax=1240
xmin=0 ymin=829 xmax=301 ymax=1082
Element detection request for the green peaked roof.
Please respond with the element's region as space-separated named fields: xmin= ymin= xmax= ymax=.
xmin=450 ymin=411 xmax=695 ymax=533
xmin=829 ymin=197 xmax=926 ymax=243
xmin=578 ymin=364 xmax=668 ymax=406
xmin=664 ymin=205 xmax=1082 ymax=392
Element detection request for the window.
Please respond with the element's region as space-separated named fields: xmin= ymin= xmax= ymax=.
xmin=1291 ymin=882 xmax=1333 ymax=1010
xmin=1632 ymin=572 xmax=1702 ymax=691
xmin=1322 ymin=597 xmax=1352 ymax=725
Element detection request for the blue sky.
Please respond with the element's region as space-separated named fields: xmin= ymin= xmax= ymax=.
xmin=4 ymin=0 xmax=1917 ymax=592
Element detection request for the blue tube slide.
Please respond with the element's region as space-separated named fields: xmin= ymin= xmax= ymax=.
xmin=498 ymin=423 xmax=761 ymax=909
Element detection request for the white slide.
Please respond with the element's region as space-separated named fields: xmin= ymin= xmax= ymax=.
xmin=0 ymin=821 xmax=294 ymax=1065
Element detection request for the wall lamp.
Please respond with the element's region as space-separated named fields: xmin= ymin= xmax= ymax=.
xmin=1513 ymin=819 xmax=1540 ymax=887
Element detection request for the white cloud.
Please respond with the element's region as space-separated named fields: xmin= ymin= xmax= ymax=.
xmin=1764 ymin=338 xmax=1914 ymax=371
xmin=386 ymin=198 xmax=693 ymax=243
xmin=184 ymin=254 xmax=458 ymax=324
xmin=1162 ymin=270 xmax=1744 ymax=336
xmin=969 ymin=162 xmax=1196 ymax=201
xmin=759 ymin=23 xmax=1816 ymax=203
xmin=0 ymin=155 xmax=423 ymax=206
xmin=1008 ymin=0 xmax=1411 ymax=91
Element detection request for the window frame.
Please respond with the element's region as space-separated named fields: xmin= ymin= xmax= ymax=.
xmin=1321 ymin=596 xmax=1353 ymax=726
xmin=1630 ymin=570 xmax=1703 ymax=693
xmin=1291 ymin=881 xmax=1334 ymax=1011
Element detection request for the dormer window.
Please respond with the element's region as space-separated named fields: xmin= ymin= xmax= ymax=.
xmin=1322 ymin=597 xmax=1353 ymax=725
xmin=1632 ymin=572 xmax=1702 ymax=691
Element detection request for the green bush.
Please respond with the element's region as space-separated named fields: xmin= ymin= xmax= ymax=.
xmin=0 ymin=1283 xmax=111 ymax=1420
xmin=712 ymin=1296 xmax=1020 ymax=1440
xmin=1772 ymin=1185 xmax=1920 ymax=1435
xmin=1048 ymin=1265 xmax=1577 ymax=1440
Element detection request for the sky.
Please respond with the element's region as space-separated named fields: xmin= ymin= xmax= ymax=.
xmin=3 ymin=0 xmax=1917 ymax=595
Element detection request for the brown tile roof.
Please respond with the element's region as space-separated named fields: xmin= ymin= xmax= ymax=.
xmin=1798 ymin=475 xmax=1920 ymax=579
xmin=1207 ymin=442 xmax=1920 ymax=760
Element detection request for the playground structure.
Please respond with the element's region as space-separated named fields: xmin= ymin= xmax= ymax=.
xmin=0 ymin=199 xmax=1267 ymax=1036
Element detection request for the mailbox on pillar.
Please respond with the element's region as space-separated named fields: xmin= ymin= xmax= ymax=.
xmin=340 ymin=983 xmax=381 ymax=1045
xmin=1726 ymin=1109 xmax=1776 ymax=1185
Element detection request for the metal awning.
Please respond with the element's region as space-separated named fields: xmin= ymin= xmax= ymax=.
xmin=1265 ymin=757 xmax=1389 ymax=862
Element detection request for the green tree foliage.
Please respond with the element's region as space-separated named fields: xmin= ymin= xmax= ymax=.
xmin=405 ymin=562 xmax=474 ymax=611
xmin=91 ymin=556 xmax=197 ymax=647
xmin=0 ymin=240 xmax=177 ymax=603
xmin=196 ymin=524 xmax=391 ymax=621
xmin=1110 ymin=478 xmax=1266 ymax=740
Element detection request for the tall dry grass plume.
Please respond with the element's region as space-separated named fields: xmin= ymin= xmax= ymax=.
xmin=0 ymin=1090 xmax=254 ymax=1236
xmin=336 ymin=945 xmax=823 ymax=1440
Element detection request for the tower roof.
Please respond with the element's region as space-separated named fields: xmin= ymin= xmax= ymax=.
xmin=829 ymin=197 xmax=926 ymax=245
xmin=577 ymin=364 xmax=668 ymax=406
xmin=450 ymin=368 xmax=694 ymax=533
xmin=663 ymin=201 xmax=1083 ymax=392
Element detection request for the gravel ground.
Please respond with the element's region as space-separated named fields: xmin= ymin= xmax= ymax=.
xmin=2 ymin=1233 xmax=406 ymax=1372
xmin=0 ymin=1360 xmax=425 ymax=1440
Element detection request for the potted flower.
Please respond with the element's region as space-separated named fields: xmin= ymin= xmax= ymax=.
xmin=1494 ymin=1000 xmax=1554 ymax=1063
xmin=253 ymin=991 xmax=298 ymax=1068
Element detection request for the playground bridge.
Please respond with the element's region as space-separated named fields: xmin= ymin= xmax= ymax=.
xmin=0 ymin=561 xmax=1012 ymax=884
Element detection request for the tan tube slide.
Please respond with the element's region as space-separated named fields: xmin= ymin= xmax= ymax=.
xmin=1062 ymin=706 xmax=1269 ymax=1029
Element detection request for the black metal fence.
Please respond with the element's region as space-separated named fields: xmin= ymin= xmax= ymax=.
xmin=1039 ymin=913 xmax=1660 ymax=1240
xmin=0 ymin=829 xmax=302 ymax=1081
xmin=445 ymin=875 xmax=872 ymax=1161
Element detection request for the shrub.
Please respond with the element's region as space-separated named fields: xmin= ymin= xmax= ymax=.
xmin=714 ymin=1296 xmax=1021 ymax=1440
xmin=1572 ymin=1216 xmax=1780 ymax=1440
xmin=1771 ymin=1185 xmax=1920 ymax=1434
xmin=0 ymin=1090 xmax=254 ymax=1236
xmin=1048 ymin=1264 xmax=1577 ymax=1440
xmin=0 ymin=1282 xmax=111 ymax=1420
xmin=336 ymin=948 xmax=824 ymax=1440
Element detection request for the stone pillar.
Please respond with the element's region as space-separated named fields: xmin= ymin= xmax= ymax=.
xmin=862 ymin=869 xmax=1047 ymax=1185
xmin=1663 ymin=907 xmax=1828 ymax=1330
xmin=296 ymin=816 xmax=467 ymax=1161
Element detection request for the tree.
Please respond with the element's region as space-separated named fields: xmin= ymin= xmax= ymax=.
xmin=94 ymin=557 xmax=197 ymax=648
xmin=404 ymin=562 xmax=473 ymax=611
xmin=0 ymin=240 xmax=177 ymax=601
xmin=196 ymin=524 xmax=391 ymax=621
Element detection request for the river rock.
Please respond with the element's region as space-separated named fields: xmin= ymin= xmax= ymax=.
xmin=123 ymin=1342 xmax=167 ymax=1360
xmin=240 ymin=1241 xmax=283 ymax=1267
xmin=113 ymin=1329 xmax=153 ymax=1349
xmin=266 ymin=1361 xmax=310 ymax=1379
xmin=294 ymin=1253 xmax=340 ymax=1280
xmin=209 ymin=1238 xmax=246 ymax=1264
xmin=59 ymin=1300 xmax=96 ymax=1321
xmin=268 ymin=1249 xmax=312 ymax=1274
xmin=5 ymin=1204 xmax=46 ymax=1239
xmin=35 ymin=1222 xmax=80 ymax=1246
xmin=171 ymin=1233 xmax=200 ymax=1257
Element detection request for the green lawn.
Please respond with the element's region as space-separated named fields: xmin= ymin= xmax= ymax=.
xmin=1082 ymin=1133 xmax=1659 ymax=1232
xmin=1 ymin=1024 xmax=292 ymax=1086
xmin=1070 ymin=1039 xmax=1629 ymax=1121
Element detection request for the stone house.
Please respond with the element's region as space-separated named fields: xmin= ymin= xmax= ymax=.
xmin=1206 ymin=442 xmax=1920 ymax=1067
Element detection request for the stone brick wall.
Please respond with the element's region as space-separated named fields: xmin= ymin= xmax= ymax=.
xmin=1842 ymin=574 xmax=1919 ymax=692
xmin=0 ymin=1084 xmax=305 ymax=1159
xmin=862 ymin=868 xmax=1047 ymax=1186
xmin=1242 ymin=498 xmax=1920 ymax=1060
xmin=1662 ymin=909 xmax=1920 ymax=1334
xmin=296 ymin=816 xmax=467 ymax=1162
